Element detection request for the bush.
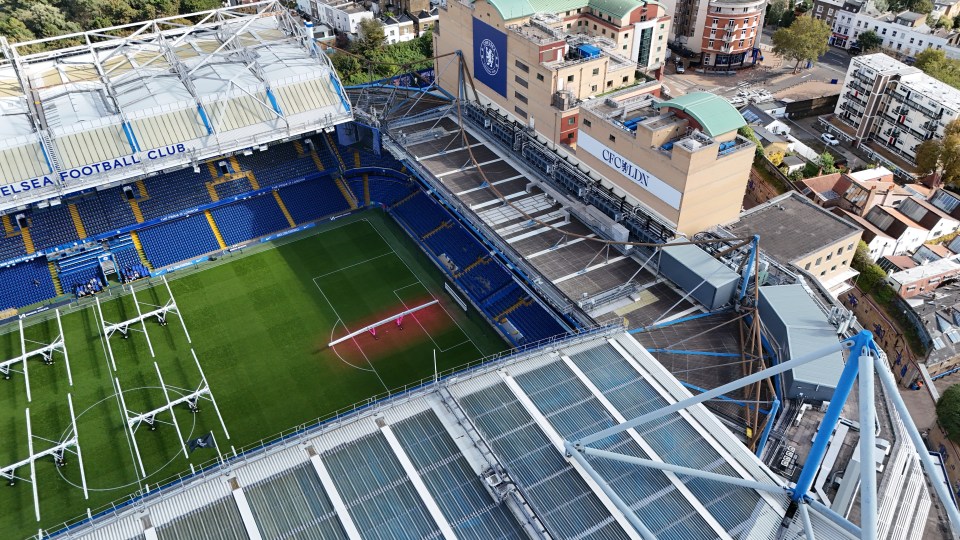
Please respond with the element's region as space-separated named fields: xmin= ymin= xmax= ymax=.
xmin=939 ymin=385 xmax=960 ymax=443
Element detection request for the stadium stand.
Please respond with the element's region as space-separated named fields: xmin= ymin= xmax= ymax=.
xmin=390 ymin=189 xmax=567 ymax=343
xmin=0 ymin=259 xmax=57 ymax=310
xmin=110 ymin=237 xmax=151 ymax=283
xmin=345 ymin=174 xmax=414 ymax=206
xmin=28 ymin=205 xmax=80 ymax=249
xmin=0 ymin=233 xmax=26 ymax=262
xmin=139 ymin=169 xmax=211 ymax=222
xmin=72 ymin=197 xmax=119 ymax=238
xmin=210 ymin=195 xmax=290 ymax=246
xmin=137 ymin=214 xmax=222 ymax=269
xmin=277 ymin=177 xmax=351 ymax=224
xmin=236 ymin=141 xmax=329 ymax=186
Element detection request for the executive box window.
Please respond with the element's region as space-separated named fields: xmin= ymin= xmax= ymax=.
xmin=514 ymin=106 xmax=527 ymax=118
xmin=515 ymin=75 xmax=528 ymax=88
xmin=515 ymin=60 xmax=529 ymax=72
xmin=514 ymin=91 xmax=528 ymax=104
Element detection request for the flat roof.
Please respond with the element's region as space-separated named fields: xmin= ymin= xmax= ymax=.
xmin=852 ymin=53 xmax=920 ymax=75
xmin=656 ymin=92 xmax=746 ymax=137
xmin=486 ymin=0 xmax=654 ymax=20
xmin=899 ymin=71 xmax=960 ymax=112
xmin=725 ymin=192 xmax=862 ymax=265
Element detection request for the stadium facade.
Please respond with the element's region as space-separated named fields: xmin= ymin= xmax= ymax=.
xmin=0 ymin=1 xmax=351 ymax=213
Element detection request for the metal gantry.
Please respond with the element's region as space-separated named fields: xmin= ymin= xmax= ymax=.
xmin=566 ymin=329 xmax=960 ymax=539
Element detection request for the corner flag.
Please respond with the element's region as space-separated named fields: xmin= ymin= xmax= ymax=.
xmin=188 ymin=432 xmax=216 ymax=452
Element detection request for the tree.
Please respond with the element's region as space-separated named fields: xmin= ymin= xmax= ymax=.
xmin=779 ymin=9 xmax=796 ymax=27
xmin=915 ymin=49 xmax=960 ymax=88
xmin=738 ymin=126 xmax=764 ymax=158
xmin=355 ymin=18 xmax=387 ymax=59
xmin=916 ymin=119 xmax=960 ymax=187
xmin=938 ymin=384 xmax=960 ymax=443
xmin=819 ymin=151 xmax=838 ymax=173
xmin=772 ymin=16 xmax=832 ymax=73
xmin=852 ymin=240 xmax=872 ymax=272
xmin=767 ymin=0 xmax=788 ymax=27
xmin=909 ymin=0 xmax=935 ymax=13
xmin=935 ymin=16 xmax=955 ymax=30
xmin=857 ymin=30 xmax=883 ymax=53
xmin=769 ymin=151 xmax=785 ymax=166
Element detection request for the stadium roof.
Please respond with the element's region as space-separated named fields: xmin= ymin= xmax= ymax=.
xmin=0 ymin=1 xmax=352 ymax=213
xmin=67 ymin=329 xmax=858 ymax=540
xmin=655 ymin=92 xmax=746 ymax=137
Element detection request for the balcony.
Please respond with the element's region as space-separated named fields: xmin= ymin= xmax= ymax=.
xmin=844 ymin=91 xmax=867 ymax=106
xmin=851 ymin=70 xmax=875 ymax=86
xmin=723 ymin=33 xmax=735 ymax=42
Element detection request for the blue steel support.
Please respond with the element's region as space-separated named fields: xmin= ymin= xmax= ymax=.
xmin=265 ymin=88 xmax=283 ymax=116
xmin=121 ymin=122 xmax=140 ymax=153
xmin=329 ymin=74 xmax=351 ymax=113
xmin=647 ymin=348 xmax=741 ymax=357
xmin=790 ymin=330 xmax=872 ymax=503
xmin=680 ymin=381 xmax=771 ymax=414
xmin=755 ymin=398 xmax=780 ymax=457
xmin=39 ymin=141 xmax=54 ymax=174
xmin=630 ymin=309 xmax=731 ymax=333
xmin=197 ymin=104 xmax=214 ymax=135
xmin=739 ymin=235 xmax=760 ymax=301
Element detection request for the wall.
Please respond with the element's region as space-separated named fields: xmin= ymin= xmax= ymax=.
xmin=794 ymin=234 xmax=861 ymax=284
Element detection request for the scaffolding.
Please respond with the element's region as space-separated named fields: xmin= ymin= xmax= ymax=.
xmin=0 ymin=309 xmax=72 ymax=402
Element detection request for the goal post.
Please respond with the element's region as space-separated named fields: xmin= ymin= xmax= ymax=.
xmin=328 ymin=300 xmax=439 ymax=347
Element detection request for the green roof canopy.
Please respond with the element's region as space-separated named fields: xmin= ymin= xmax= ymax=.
xmin=655 ymin=92 xmax=747 ymax=137
xmin=485 ymin=0 xmax=656 ymax=22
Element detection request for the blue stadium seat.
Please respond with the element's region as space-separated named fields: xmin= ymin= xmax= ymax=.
xmin=138 ymin=168 xmax=210 ymax=221
xmin=138 ymin=214 xmax=222 ymax=268
xmin=73 ymin=197 xmax=115 ymax=238
xmin=215 ymin=176 xmax=253 ymax=201
xmin=346 ymin=176 xmax=414 ymax=206
xmin=96 ymin=191 xmax=139 ymax=230
xmin=506 ymin=303 xmax=568 ymax=343
xmin=0 ymin=234 xmax=26 ymax=262
xmin=278 ymin=178 xmax=351 ymax=224
xmin=29 ymin=205 xmax=79 ymax=250
xmin=0 ymin=259 xmax=56 ymax=310
xmin=236 ymin=141 xmax=322 ymax=187
xmin=210 ymin=195 xmax=290 ymax=246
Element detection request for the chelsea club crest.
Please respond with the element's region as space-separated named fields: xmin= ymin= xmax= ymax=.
xmin=479 ymin=38 xmax=499 ymax=76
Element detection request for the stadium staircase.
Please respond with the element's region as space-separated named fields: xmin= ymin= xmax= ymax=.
xmin=47 ymin=261 xmax=63 ymax=295
xmin=392 ymin=191 xmax=419 ymax=208
xmin=136 ymin=180 xmax=148 ymax=199
xmin=334 ymin=177 xmax=359 ymax=210
xmin=204 ymin=210 xmax=228 ymax=250
xmin=310 ymin=148 xmax=326 ymax=172
xmin=353 ymin=150 xmax=362 ymax=168
xmin=21 ymin=227 xmax=34 ymax=254
xmin=130 ymin=232 xmax=153 ymax=270
xmin=128 ymin=198 xmax=144 ymax=223
xmin=422 ymin=220 xmax=452 ymax=240
xmin=272 ymin=191 xmax=297 ymax=228
xmin=68 ymin=204 xmax=87 ymax=239
xmin=324 ymin=132 xmax=347 ymax=171
xmin=456 ymin=255 xmax=489 ymax=277
xmin=496 ymin=297 xmax=534 ymax=321
xmin=2 ymin=214 xmax=12 ymax=235
xmin=362 ymin=174 xmax=370 ymax=206
xmin=294 ymin=141 xmax=305 ymax=156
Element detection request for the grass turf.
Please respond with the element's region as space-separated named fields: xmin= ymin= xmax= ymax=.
xmin=0 ymin=211 xmax=507 ymax=538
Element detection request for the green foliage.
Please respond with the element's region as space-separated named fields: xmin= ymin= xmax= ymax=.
xmin=738 ymin=126 xmax=764 ymax=158
xmin=355 ymin=18 xmax=387 ymax=58
xmin=938 ymin=385 xmax=960 ymax=443
xmin=772 ymin=16 xmax=832 ymax=72
xmin=915 ymin=119 xmax=960 ymax=187
xmin=915 ymin=49 xmax=960 ymax=89
xmin=779 ymin=9 xmax=796 ymax=27
xmin=852 ymin=240 xmax=872 ymax=272
xmin=910 ymin=0 xmax=935 ymax=13
xmin=819 ymin=151 xmax=838 ymax=173
xmin=935 ymin=16 xmax=955 ymax=29
xmin=766 ymin=0 xmax=788 ymax=27
xmin=802 ymin=161 xmax=821 ymax=178
xmin=858 ymin=263 xmax=889 ymax=292
xmin=0 ymin=0 xmax=223 ymax=47
xmin=332 ymin=32 xmax=434 ymax=86
xmin=856 ymin=30 xmax=883 ymax=53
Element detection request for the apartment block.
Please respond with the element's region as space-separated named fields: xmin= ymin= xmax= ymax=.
xmin=435 ymin=0 xmax=670 ymax=146
xmin=824 ymin=53 xmax=960 ymax=180
xmin=665 ymin=0 xmax=766 ymax=68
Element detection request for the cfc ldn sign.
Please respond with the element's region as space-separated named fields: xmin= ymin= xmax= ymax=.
xmin=0 ymin=143 xmax=189 ymax=200
xmin=473 ymin=18 xmax=507 ymax=97
xmin=578 ymin=131 xmax=682 ymax=210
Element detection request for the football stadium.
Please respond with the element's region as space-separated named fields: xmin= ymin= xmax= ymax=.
xmin=0 ymin=2 xmax=958 ymax=540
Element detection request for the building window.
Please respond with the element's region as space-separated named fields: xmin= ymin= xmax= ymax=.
xmin=607 ymin=80 xmax=613 ymax=87
xmin=830 ymin=265 xmax=837 ymax=272
xmin=609 ymin=134 xmax=616 ymax=142
xmin=592 ymin=67 xmax=600 ymax=75
xmin=568 ymin=117 xmax=576 ymax=125
xmin=820 ymin=271 xmax=826 ymax=276
xmin=593 ymin=24 xmax=597 ymax=29
xmin=622 ymin=44 xmax=627 ymax=50
xmin=514 ymin=106 xmax=527 ymax=118
xmin=837 ymin=247 xmax=843 ymax=255
xmin=515 ymin=75 xmax=528 ymax=88
xmin=816 ymin=257 xmax=822 ymax=265
xmin=567 ymin=75 xmax=574 ymax=82
xmin=537 ymin=73 xmax=544 ymax=81
xmin=515 ymin=60 xmax=529 ymax=72
xmin=805 ymin=262 xmax=811 ymax=270
xmin=713 ymin=18 xmax=718 ymax=25
xmin=567 ymin=133 xmax=574 ymax=139
xmin=622 ymin=75 xmax=628 ymax=82
xmin=826 ymin=253 xmax=832 ymax=261
xmin=514 ymin=91 xmax=528 ymax=104
xmin=584 ymin=119 xmax=591 ymax=127
xmin=591 ymin=84 xmax=598 ymax=92
xmin=847 ymin=243 xmax=854 ymax=251
xmin=709 ymin=40 xmax=714 ymax=47
xmin=624 ymin=33 xmax=629 ymax=38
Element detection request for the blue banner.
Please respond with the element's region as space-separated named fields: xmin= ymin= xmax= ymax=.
xmin=473 ymin=18 xmax=507 ymax=97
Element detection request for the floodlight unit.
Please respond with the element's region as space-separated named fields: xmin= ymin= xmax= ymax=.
xmin=565 ymin=330 xmax=960 ymax=540
xmin=328 ymin=299 xmax=439 ymax=347
xmin=0 ymin=394 xmax=89 ymax=522
xmin=97 ymin=275 xmax=190 ymax=370
xmin=0 ymin=310 xmax=72 ymax=402
xmin=116 ymin=350 xmax=230 ymax=478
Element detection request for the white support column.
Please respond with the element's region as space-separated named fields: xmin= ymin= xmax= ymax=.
xmin=379 ymin=423 xmax=457 ymax=539
xmin=55 ymin=310 xmax=73 ymax=386
xmin=20 ymin=319 xmax=31 ymax=402
xmin=130 ymin=286 xmax=155 ymax=358
xmin=229 ymin=479 xmax=264 ymax=540
xmin=497 ymin=369 xmax=643 ymax=540
xmin=560 ymin=355 xmax=733 ymax=540
xmin=307 ymin=451 xmax=363 ymax=540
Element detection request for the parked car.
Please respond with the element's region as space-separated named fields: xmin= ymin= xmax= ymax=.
xmin=675 ymin=62 xmax=685 ymax=74
xmin=821 ymin=133 xmax=840 ymax=146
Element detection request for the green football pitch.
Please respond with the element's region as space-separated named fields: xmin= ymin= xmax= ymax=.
xmin=0 ymin=211 xmax=507 ymax=538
